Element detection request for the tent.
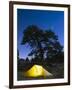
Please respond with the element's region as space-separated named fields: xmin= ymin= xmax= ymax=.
xmin=23 ymin=64 xmax=53 ymax=77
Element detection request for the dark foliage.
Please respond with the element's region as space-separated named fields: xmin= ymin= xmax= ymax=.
xmin=21 ymin=25 xmax=64 ymax=66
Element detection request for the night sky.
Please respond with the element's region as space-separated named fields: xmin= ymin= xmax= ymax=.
xmin=17 ymin=9 xmax=64 ymax=59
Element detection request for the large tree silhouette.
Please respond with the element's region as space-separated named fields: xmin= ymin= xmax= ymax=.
xmin=21 ymin=25 xmax=63 ymax=65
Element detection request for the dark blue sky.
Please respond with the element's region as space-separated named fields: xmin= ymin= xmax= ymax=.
xmin=17 ymin=9 xmax=64 ymax=59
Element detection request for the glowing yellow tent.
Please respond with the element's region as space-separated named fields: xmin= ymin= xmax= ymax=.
xmin=23 ymin=64 xmax=53 ymax=77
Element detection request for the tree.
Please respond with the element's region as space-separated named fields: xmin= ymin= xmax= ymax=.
xmin=21 ymin=25 xmax=63 ymax=65
xmin=17 ymin=49 xmax=20 ymax=70
xmin=21 ymin=25 xmax=45 ymax=64
xmin=17 ymin=49 xmax=19 ymax=60
xmin=25 ymin=57 xmax=30 ymax=64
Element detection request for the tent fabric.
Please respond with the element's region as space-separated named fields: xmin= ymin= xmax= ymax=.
xmin=23 ymin=64 xmax=53 ymax=77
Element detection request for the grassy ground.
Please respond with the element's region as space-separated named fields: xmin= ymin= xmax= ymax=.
xmin=17 ymin=63 xmax=64 ymax=81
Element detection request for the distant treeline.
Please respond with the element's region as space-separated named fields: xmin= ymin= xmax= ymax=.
xmin=17 ymin=52 xmax=64 ymax=71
